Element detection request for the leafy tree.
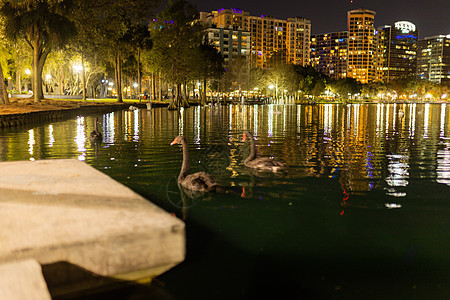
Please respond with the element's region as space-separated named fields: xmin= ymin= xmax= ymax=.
xmin=148 ymin=0 xmax=203 ymax=109
xmin=122 ymin=24 xmax=153 ymax=101
xmin=69 ymin=0 xmax=157 ymax=102
xmin=0 ymin=31 xmax=12 ymax=104
xmin=193 ymin=38 xmax=224 ymax=105
xmin=249 ymin=67 xmax=266 ymax=91
xmin=295 ymin=65 xmax=328 ymax=99
xmin=220 ymin=55 xmax=250 ymax=96
xmin=1 ymin=0 xmax=76 ymax=102
xmin=328 ymin=77 xmax=361 ymax=102
xmin=0 ymin=62 xmax=8 ymax=104
xmin=265 ymin=51 xmax=298 ymax=99
xmin=10 ymin=39 xmax=32 ymax=94
xmin=388 ymin=75 xmax=417 ymax=99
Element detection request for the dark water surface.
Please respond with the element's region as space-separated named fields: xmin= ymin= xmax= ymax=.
xmin=1 ymin=103 xmax=449 ymax=299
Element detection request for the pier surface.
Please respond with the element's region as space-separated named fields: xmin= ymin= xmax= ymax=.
xmin=0 ymin=159 xmax=185 ymax=298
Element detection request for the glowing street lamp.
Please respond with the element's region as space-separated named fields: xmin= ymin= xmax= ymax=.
xmin=73 ymin=64 xmax=82 ymax=73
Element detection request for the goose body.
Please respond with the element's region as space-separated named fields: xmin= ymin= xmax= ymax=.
xmin=170 ymin=135 xmax=218 ymax=192
xmin=243 ymin=131 xmax=287 ymax=173
xmin=89 ymin=118 xmax=102 ymax=141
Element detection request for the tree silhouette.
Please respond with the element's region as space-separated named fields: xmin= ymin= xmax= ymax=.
xmin=1 ymin=0 xmax=76 ymax=102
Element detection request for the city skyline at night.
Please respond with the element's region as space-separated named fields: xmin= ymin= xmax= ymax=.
xmin=192 ymin=0 xmax=449 ymax=38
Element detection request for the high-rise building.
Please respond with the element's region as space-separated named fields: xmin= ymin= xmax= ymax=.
xmin=310 ymin=31 xmax=348 ymax=79
xmin=201 ymin=8 xmax=311 ymax=69
xmin=376 ymin=21 xmax=418 ymax=83
xmin=347 ymin=8 xmax=378 ymax=84
xmin=416 ymin=35 xmax=450 ymax=84
xmin=204 ymin=24 xmax=251 ymax=67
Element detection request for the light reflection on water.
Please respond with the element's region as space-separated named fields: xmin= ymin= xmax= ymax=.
xmin=3 ymin=103 xmax=449 ymax=197
xmin=1 ymin=103 xmax=449 ymax=298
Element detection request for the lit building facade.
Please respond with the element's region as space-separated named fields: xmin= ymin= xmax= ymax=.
xmin=310 ymin=31 xmax=348 ymax=79
xmin=201 ymin=8 xmax=311 ymax=69
xmin=204 ymin=25 xmax=251 ymax=67
xmin=376 ymin=21 xmax=418 ymax=83
xmin=347 ymin=8 xmax=378 ymax=84
xmin=416 ymin=35 xmax=450 ymax=84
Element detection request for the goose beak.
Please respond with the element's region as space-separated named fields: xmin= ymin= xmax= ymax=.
xmin=170 ymin=139 xmax=177 ymax=145
xmin=242 ymin=134 xmax=247 ymax=142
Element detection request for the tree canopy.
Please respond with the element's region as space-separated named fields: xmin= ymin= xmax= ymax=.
xmin=1 ymin=0 xmax=76 ymax=102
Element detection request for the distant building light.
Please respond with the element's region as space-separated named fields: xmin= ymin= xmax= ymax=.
xmin=395 ymin=21 xmax=416 ymax=33
xmin=395 ymin=34 xmax=417 ymax=39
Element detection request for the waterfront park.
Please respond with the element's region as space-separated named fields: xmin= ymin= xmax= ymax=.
xmin=0 ymin=0 xmax=449 ymax=299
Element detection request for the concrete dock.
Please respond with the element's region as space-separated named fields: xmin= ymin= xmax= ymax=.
xmin=0 ymin=159 xmax=185 ymax=298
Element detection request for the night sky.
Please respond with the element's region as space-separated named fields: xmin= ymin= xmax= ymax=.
xmin=189 ymin=0 xmax=449 ymax=38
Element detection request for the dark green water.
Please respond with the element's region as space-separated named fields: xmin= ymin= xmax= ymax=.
xmin=0 ymin=103 xmax=449 ymax=299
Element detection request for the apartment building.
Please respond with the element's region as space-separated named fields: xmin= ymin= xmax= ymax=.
xmin=310 ymin=31 xmax=348 ymax=79
xmin=347 ymin=8 xmax=378 ymax=83
xmin=416 ymin=35 xmax=450 ymax=84
xmin=201 ymin=8 xmax=311 ymax=69
xmin=204 ymin=24 xmax=251 ymax=67
xmin=376 ymin=21 xmax=418 ymax=83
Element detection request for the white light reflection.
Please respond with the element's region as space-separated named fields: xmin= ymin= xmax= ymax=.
xmin=385 ymin=203 xmax=402 ymax=209
xmin=194 ymin=106 xmax=200 ymax=145
xmin=229 ymin=105 xmax=232 ymax=132
xmin=48 ymin=125 xmax=55 ymax=147
xmin=353 ymin=104 xmax=359 ymax=137
xmin=75 ymin=116 xmax=86 ymax=161
xmin=424 ymin=103 xmax=430 ymax=138
xmin=376 ymin=103 xmax=384 ymax=136
xmin=242 ymin=105 xmax=247 ymax=131
xmin=392 ymin=103 xmax=396 ymax=130
xmin=385 ymin=104 xmax=390 ymax=134
xmin=253 ymin=105 xmax=258 ymax=136
xmin=324 ymin=104 xmax=332 ymax=136
xmin=268 ymin=105 xmax=273 ymax=137
xmin=436 ymin=145 xmax=450 ymax=185
xmin=124 ymin=111 xmax=129 ymax=141
xmin=409 ymin=103 xmax=416 ymax=138
xmin=179 ymin=107 xmax=184 ymax=136
xmin=133 ymin=109 xmax=140 ymax=142
xmin=104 ymin=113 xmax=115 ymax=144
xmin=346 ymin=104 xmax=351 ymax=131
xmin=28 ymin=129 xmax=35 ymax=158
xmin=440 ymin=103 xmax=446 ymax=138
xmin=385 ymin=154 xmax=409 ymax=197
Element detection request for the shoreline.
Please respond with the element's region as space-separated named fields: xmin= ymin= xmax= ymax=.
xmin=1 ymin=97 xmax=448 ymax=129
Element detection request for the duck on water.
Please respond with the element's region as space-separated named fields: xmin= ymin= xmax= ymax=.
xmin=170 ymin=135 xmax=219 ymax=192
xmin=242 ymin=131 xmax=287 ymax=173
xmin=89 ymin=117 xmax=102 ymax=142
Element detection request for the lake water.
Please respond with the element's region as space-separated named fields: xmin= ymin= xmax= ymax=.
xmin=0 ymin=103 xmax=449 ymax=299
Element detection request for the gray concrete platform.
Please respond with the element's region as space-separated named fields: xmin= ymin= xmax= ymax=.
xmin=0 ymin=159 xmax=185 ymax=297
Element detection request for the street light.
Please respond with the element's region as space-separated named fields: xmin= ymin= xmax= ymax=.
xmin=73 ymin=65 xmax=82 ymax=73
